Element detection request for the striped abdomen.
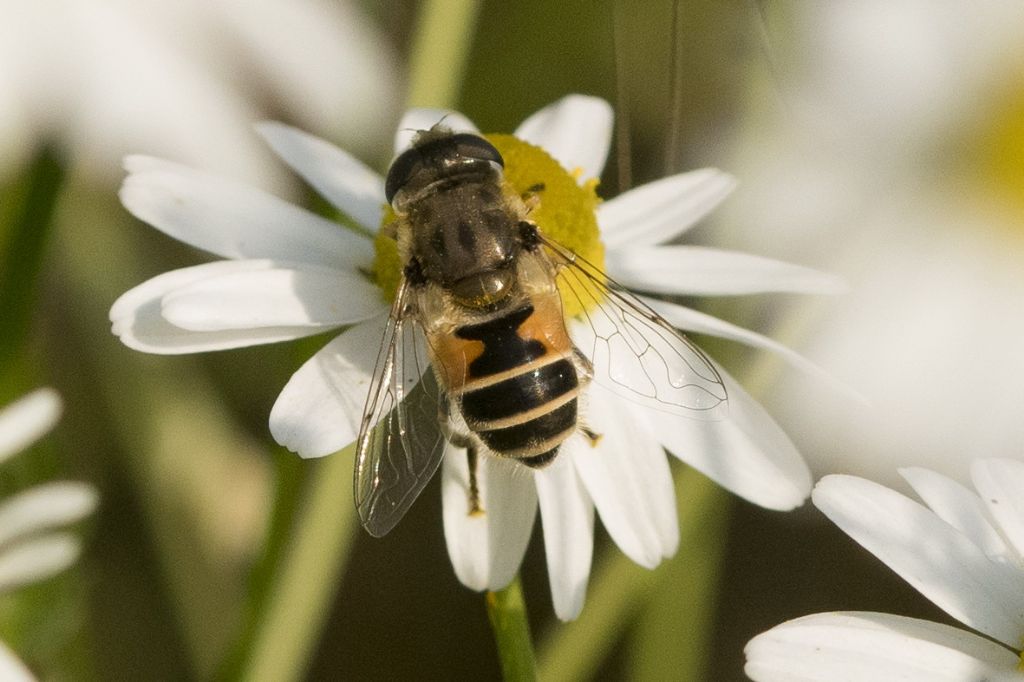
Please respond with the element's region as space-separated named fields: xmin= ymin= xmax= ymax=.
xmin=429 ymin=294 xmax=579 ymax=467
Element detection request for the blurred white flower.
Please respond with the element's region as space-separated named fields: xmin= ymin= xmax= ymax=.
xmin=721 ymin=1 xmax=1024 ymax=485
xmin=0 ymin=0 xmax=400 ymax=185
xmin=0 ymin=389 xmax=99 ymax=681
xmin=110 ymin=94 xmax=841 ymax=619
xmin=746 ymin=460 xmax=1024 ymax=681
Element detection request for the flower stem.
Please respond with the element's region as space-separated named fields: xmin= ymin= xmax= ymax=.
xmin=486 ymin=576 xmax=538 ymax=682
xmin=224 ymin=445 xmax=359 ymax=682
xmin=0 ymin=145 xmax=64 ymax=377
xmin=405 ymin=0 xmax=483 ymax=108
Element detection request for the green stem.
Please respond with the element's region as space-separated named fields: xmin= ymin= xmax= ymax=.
xmin=0 ymin=146 xmax=64 ymax=376
xmin=231 ymin=446 xmax=359 ymax=682
xmin=486 ymin=576 xmax=538 ymax=682
xmin=405 ymin=0 xmax=483 ymax=109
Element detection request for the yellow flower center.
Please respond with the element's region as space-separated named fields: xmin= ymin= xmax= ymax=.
xmin=372 ymin=134 xmax=606 ymax=318
xmin=972 ymin=72 xmax=1024 ymax=223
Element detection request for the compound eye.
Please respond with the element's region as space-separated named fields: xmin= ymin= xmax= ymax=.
xmin=450 ymin=133 xmax=504 ymax=168
xmin=385 ymin=147 xmax=422 ymax=205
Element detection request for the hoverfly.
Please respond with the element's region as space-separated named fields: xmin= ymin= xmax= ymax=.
xmin=355 ymin=127 xmax=728 ymax=537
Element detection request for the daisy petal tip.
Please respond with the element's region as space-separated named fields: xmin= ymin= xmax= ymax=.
xmin=253 ymin=120 xmax=298 ymax=148
xmin=553 ymin=593 xmax=586 ymax=622
xmin=268 ymin=418 xmax=341 ymax=460
xmin=252 ymin=119 xmax=284 ymax=136
xmin=121 ymin=153 xmax=148 ymax=173
xmin=0 ymin=389 xmax=64 ymax=462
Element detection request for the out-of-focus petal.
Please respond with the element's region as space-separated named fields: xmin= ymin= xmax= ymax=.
xmin=572 ymin=384 xmax=678 ymax=568
xmin=513 ymin=95 xmax=613 ymax=182
xmin=0 ymin=389 xmax=62 ymax=465
xmin=597 ymin=169 xmax=736 ymax=249
xmin=269 ymin=318 xmax=384 ymax=458
xmin=442 ymin=449 xmax=537 ymax=591
xmin=0 ymin=482 xmax=98 ymax=548
xmin=121 ymin=155 xmax=373 ymax=270
xmin=0 ymin=533 xmax=82 ymax=593
xmin=643 ymin=296 xmax=856 ymax=399
xmin=900 ymin=467 xmax=1009 ymax=560
xmin=0 ymin=639 xmax=33 ymax=682
xmin=393 ymin=109 xmax=478 ymax=155
xmin=111 ymin=261 xmax=341 ymax=354
xmin=656 ymin=362 xmax=811 ymax=511
xmin=606 ymin=245 xmax=846 ymax=296
xmin=219 ymin=0 xmax=400 ymax=141
xmin=161 ymin=263 xmax=382 ymax=331
xmin=745 ymin=612 xmax=1020 ymax=682
xmin=256 ymin=122 xmax=386 ymax=232
xmin=535 ymin=450 xmax=594 ymax=621
xmin=972 ymin=458 xmax=1024 ymax=560
xmin=813 ymin=475 xmax=1024 ymax=649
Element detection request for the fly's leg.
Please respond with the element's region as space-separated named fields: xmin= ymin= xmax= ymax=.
xmin=571 ymin=348 xmax=601 ymax=446
xmin=573 ymin=347 xmax=594 ymax=385
xmin=465 ymin=446 xmax=483 ymax=516
xmin=439 ymin=397 xmax=485 ymax=516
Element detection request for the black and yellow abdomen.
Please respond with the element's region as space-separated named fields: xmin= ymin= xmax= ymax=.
xmin=428 ymin=291 xmax=579 ymax=467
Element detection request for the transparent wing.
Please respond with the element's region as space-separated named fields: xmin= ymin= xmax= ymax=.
xmin=354 ymin=278 xmax=447 ymax=537
xmin=539 ymin=233 xmax=728 ymax=420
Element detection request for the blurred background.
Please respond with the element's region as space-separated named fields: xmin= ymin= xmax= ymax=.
xmin=2 ymin=1 xmax=1023 ymax=679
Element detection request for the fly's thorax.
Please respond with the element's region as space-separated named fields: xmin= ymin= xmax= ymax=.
xmin=404 ymin=180 xmax=526 ymax=308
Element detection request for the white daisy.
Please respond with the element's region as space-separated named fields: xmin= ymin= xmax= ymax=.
xmin=745 ymin=459 xmax=1024 ymax=681
xmin=724 ymin=2 xmax=1024 ymax=485
xmin=111 ymin=94 xmax=838 ymax=619
xmin=0 ymin=389 xmax=99 ymax=681
xmin=0 ymin=0 xmax=398 ymax=183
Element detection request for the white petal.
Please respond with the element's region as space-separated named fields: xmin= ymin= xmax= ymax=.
xmin=269 ymin=318 xmax=384 ymax=458
xmin=255 ymin=122 xmax=386 ymax=232
xmin=111 ymin=261 xmax=343 ymax=354
xmin=161 ymin=263 xmax=382 ymax=331
xmin=606 ymin=246 xmax=847 ymax=296
xmin=597 ymin=169 xmax=736 ymax=249
xmin=813 ymin=475 xmax=1024 ymax=648
xmin=442 ymin=449 xmax=537 ymax=591
xmin=971 ymin=458 xmax=1024 ymax=560
xmin=121 ymin=155 xmax=373 ymax=271
xmin=643 ymin=296 xmax=858 ymax=400
xmin=572 ymin=384 xmax=678 ymax=568
xmin=0 ymin=533 xmax=82 ymax=593
xmin=0 ymin=640 xmax=33 ymax=682
xmin=393 ymin=109 xmax=478 ymax=155
xmin=534 ymin=451 xmax=594 ymax=621
xmin=513 ymin=95 xmax=613 ymax=181
xmin=745 ymin=612 xmax=1020 ymax=682
xmin=0 ymin=389 xmax=61 ymax=465
xmin=900 ymin=467 xmax=1009 ymax=560
xmin=656 ymin=362 xmax=811 ymax=510
xmin=0 ymin=482 xmax=98 ymax=548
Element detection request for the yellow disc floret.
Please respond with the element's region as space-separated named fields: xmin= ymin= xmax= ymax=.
xmin=372 ymin=206 xmax=402 ymax=302
xmin=372 ymin=133 xmax=606 ymax=318
xmin=486 ymin=134 xmax=605 ymax=318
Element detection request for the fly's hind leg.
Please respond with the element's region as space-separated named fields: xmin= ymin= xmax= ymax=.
xmin=439 ymin=398 xmax=485 ymax=516
xmin=573 ymin=347 xmax=594 ymax=385
xmin=570 ymin=348 xmax=602 ymax=447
